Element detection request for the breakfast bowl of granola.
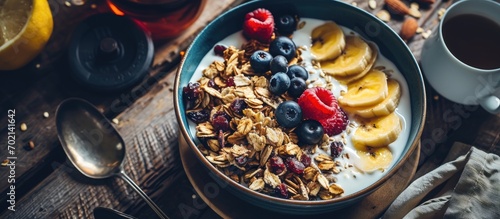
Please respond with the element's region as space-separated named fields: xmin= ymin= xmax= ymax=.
xmin=174 ymin=0 xmax=426 ymax=214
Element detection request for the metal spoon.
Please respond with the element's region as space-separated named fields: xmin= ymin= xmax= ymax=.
xmin=56 ymin=98 xmax=169 ymax=219
xmin=93 ymin=207 xmax=137 ymax=219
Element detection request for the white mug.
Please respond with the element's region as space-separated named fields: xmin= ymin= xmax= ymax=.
xmin=421 ymin=0 xmax=500 ymax=114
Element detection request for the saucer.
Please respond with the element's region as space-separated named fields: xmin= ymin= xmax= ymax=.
xmin=179 ymin=135 xmax=420 ymax=218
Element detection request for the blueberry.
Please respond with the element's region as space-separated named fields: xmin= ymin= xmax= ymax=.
xmin=250 ymin=50 xmax=273 ymax=73
xmin=269 ymin=36 xmax=297 ymax=61
xmin=296 ymin=120 xmax=324 ymax=145
xmin=287 ymin=65 xmax=309 ymax=81
xmin=276 ymin=15 xmax=297 ymax=35
xmin=275 ymin=101 xmax=302 ymax=128
xmin=269 ymin=72 xmax=290 ymax=95
xmin=288 ymin=77 xmax=306 ymax=98
xmin=270 ymin=55 xmax=288 ymax=74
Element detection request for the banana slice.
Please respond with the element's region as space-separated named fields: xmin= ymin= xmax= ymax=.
xmin=311 ymin=21 xmax=346 ymax=61
xmin=339 ymin=70 xmax=388 ymax=107
xmin=354 ymin=146 xmax=393 ymax=172
xmin=342 ymin=79 xmax=402 ymax=118
xmin=351 ymin=112 xmax=402 ymax=147
xmin=321 ymin=36 xmax=374 ymax=77
xmin=332 ymin=42 xmax=378 ymax=84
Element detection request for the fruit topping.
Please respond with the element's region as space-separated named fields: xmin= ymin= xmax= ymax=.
xmin=213 ymin=44 xmax=227 ymax=57
xmin=354 ymin=146 xmax=393 ymax=172
xmin=183 ymin=82 xmax=201 ymax=101
xmin=269 ymin=156 xmax=286 ymax=174
xmin=288 ymin=77 xmax=307 ymax=98
xmin=230 ymin=98 xmax=248 ymax=115
xmin=300 ymin=154 xmax=311 ymax=167
xmin=272 ymin=183 xmax=289 ymax=199
xmin=250 ymin=50 xmax=273 ymax=73
xmin=319 ymin=108 xmax=348 ymax=136
xmin=269 ymin=72 xmax=291 ymax=95
xmin=351 ymin=112 xmax=402 ymax=148
xmin=330 ymin=141 xmax=344 ymax=158
xmin=186 ymin=109 xmax=210 ymax=123
xmin=285 ymin=157 xmax=305 ymax=175
xmin=212 ymin=111 xmax=231 ymax=132
xmin=275 ymin=101 xmax=302 ymax=128
xmin=286 ymin=65 xmax=309 ymax=80
xmin=269 ymin=36 xmax=297 ymax=61
xmin=275 ymin=15 xmax=297 ymax=35
xmin=321 ymin=35 xmax=375 ymax=77
xmin=270 ymin=55 xmax=288 ymax=74
xmin=226 ymin=76 xmax=235 ymax=87
xmin=297 ymin=87 xmax=338 ymax=121
xmin=311 ymin=21 xmax=345 ymax=61
xmin=342 ymin=79 xmax=401 ymax=119
xmin=243 ymin=8 xmax=275 ymax=42
xmin=338 ymin=70 xmax=388 ymax=107
xmin=296 ymin=120 xmax=324 ymax=145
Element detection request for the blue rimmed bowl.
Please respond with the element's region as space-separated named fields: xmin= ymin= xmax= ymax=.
xmin=174 ymin=0 xmax=426 ymax=214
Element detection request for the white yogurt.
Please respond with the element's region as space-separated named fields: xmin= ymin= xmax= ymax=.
xmin=187 ymin=18 xmax=411 ymax=196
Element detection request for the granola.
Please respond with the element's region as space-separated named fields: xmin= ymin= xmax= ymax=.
xmin=183 ymin=39 xmax=346 ymax=200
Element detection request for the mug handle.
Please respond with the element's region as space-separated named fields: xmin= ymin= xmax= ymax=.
xmin=479 ymin=95 xmax=500 ymax=114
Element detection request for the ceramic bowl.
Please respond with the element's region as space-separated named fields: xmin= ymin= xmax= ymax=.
xmin=174 ymin=0 xmax=426 ymax=214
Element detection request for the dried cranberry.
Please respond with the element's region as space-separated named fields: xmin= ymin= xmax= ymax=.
xmin=269 ymin=156 xmax=286 ymax=174
xmin=183 ymin=82 xmax=201 ymax=101
xmin=272 ymin=183 xmax=289 ymax=199
xmin=207 ymin=79 xmax=219 ymax=89
xmin=226 ymin=77 xmax=235 ymax=87
xmin=285 ymin=157 xmax=305 ymax=175
xmin=186 ymin=109 xmax=210 ymax=123
xmin=235 ymin=156 xmax=248 ymax=166
xmin=300 ymin=154 xmax=311 ymax=167
xmin=212 ymin=115 xmax=230 ymax=132
xmin=230 ymin=99 xmax=248 ymax=115
xmin=213 ymin=44 xmax=227 ymax=57
xmin=213 ymin=111 xmax=231 ymax=121
xmin=330 ymin=141 xmax=344 ymax=158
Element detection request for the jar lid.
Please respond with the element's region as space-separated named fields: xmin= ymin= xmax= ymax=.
xmin=68 ymin=13 xmax=154 ymax=92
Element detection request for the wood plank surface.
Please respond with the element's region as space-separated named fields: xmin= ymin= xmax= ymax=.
xmin=0 ymin=0 xmax=499 ymax=218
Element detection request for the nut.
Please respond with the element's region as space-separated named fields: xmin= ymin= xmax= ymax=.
xmin=385 ymin=0 xmax=409 ymax=15
xmin=368 ymin=0 xmax=377 ymax=10
xmin=400 ymin=18 xmax=418 ymax=41
xmin=376 ymin=10 xmax=391 ymax=22
xmin=415 ymin=0 xmax=435 ymax=4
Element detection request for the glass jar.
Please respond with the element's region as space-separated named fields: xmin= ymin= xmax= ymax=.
xmin=106 ymin=0 xmax=206 ymax=40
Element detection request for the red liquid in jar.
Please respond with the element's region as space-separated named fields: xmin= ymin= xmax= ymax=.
xmin=106 ymin=0 xmax=206 ymax=40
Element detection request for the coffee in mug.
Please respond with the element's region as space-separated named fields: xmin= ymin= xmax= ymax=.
xmin=442 ymin=14 xmax=500 ymax=70
xmin=420 ymin=0 xmax=500 ymax=114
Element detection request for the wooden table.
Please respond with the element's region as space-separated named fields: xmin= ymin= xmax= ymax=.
xmin=1 ymin=0 xmax=499 ymax=218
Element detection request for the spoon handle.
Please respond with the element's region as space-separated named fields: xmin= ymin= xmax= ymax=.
xmin=118 ymin=170 xmax=170 ymax=219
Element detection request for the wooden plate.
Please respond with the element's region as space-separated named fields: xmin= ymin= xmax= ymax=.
xmin=179 ymin=135 xmax=420 ymax=218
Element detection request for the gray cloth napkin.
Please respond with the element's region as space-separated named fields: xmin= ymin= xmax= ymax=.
xmin=382 ymin=146 xmax=500 ymax=219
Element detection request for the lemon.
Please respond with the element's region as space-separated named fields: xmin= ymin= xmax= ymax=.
xmin=0 ymin=0 xmax=53 ymax=71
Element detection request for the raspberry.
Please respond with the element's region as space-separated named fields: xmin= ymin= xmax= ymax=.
xmin=297 ymin=87 xmax=338 ymax=121
xmin=319 ymin=108 xmax=348 ymax=136
xmin=243 ymin=8 xmax=274 ymax=43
